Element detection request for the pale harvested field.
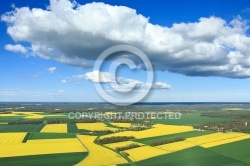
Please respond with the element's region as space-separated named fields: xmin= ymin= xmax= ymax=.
xmin=76 ymin=123 xmax=118 ymax=131
xmin=0 ymin=132 xmax=27 ymax=144
xmin=40 ymin=124 xmax=67 ymax=133
xmin=100 ymin=124 xmax=194 ymax=139
xmin=77 ymin=135 xmax=127 ymax=166
xmin=0 ymin=138 xmax=86 ymax=158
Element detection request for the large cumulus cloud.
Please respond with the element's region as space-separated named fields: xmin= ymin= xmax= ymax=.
xmin=2 ymin=0 xmax=250 ymax=78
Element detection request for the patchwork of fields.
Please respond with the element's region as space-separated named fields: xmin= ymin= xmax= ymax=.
xmin=120 ymin=132 xmax=250 ymax=162
xmin=100 ymin=124 xmax=194 ymax=139
xmin=0 ymin=111 xmax=249 ymax=166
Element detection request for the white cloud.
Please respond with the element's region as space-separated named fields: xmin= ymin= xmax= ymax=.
xmin=2 ymin=0 xmax=250 ymax=78
xmin=79 ymin=70 xmax=171 ymax=91
xmin=57 ymin=90 xmax=65 ymax=93
xmin=149 ymin=82 xmax=171 ymax=89
xmin=5 ymin=44 xmax=27 ymax=54
xmin=84 ymin=70 xmax=115 ymax=83
xmin=47 ymin=67 xmax=57 ymax=73
xmin=61 ymin=79 xmax=67 ymax=83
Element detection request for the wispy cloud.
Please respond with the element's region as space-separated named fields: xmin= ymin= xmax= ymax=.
xmin=67 ymin=70 xmax=171 ymax=91
xmin=5 ymin=44 xmax=27 ymax=54
xmin=56 ymin=90 xmax=65 ymax=93
xmin=61 ymin=79 xmax=67 ymax=83
xmin=47 ymin=67 xmax=57 ymax=73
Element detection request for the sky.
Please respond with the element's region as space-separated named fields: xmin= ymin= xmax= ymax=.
xmin=0 ymin=0 xmax=250 ymax=102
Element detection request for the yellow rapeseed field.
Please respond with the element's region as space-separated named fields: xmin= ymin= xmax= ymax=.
xmin=110 ymin=123 xmax=131 ymax=128
xmin=186 ymin=132 xmax=247 ymax=145
xmin=105 ymin=141 xmax=144 ymax=150
xmin=124 ymin=145 xmax=167 ymax=161
xmin=0 ymin=112 xmax=66 ymax=119
xmin=77 ymin=135 xmax=127 ymax=166
xmin=0 ymin=138 xmax=86 ymax=158
xmin=101 ymin=124 xmax=194 ymax=139
xmin=0 ymin=132 xmax=27 ymax=144
xmin=105 ymin=112 xmax=118 ymax=115
xmin=156 ymin=141 xmax=195 ymax=152
xmin=76 ymin=123 xmax=118 ymax=131
xmin=40 ymin=124 xmax=67 ymax=133
xmin=24 ymin=114 xmax=44 ymax=119
xmin=0 ymin=113 xmax=18 ymax=117
xmin=156 ymin=132 xmax=250 ymax=152
xmin=12 ymin=111 xmax=45 ymax=119
xmin=12 ymin=111 xmax=44 ymax=114
xmin=198 ymin=133 xmax=250 ymax=148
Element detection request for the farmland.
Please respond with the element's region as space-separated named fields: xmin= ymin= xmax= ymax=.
xmin=105 ymin=141 xmax=144 ymax=150
xmin=100 ymin=124 xmax=194 ymax=139
xmin=0 ymin=132 xmax=27 ymax=143
xmin=124 ymin=146 xmax=246 ymax=166
xmin=0 ymin=153 xmax=87 ymax=166
xmin=134 ymin=130 xmax=215 ymax=145
xmin=110 ymin=123 xmax=132 ymax=128
xmin=76 ymin=122 xmax=118 ymax=131
xmin=210 ymin=139 xmax=250 ymax=164
xmin=40 ymin=124 xmax=68 ymax=133
xmin=0 ymin=124 xmax=44 ymax=132
xmin=0 ymin=103 xmax=250 ymax=165
xmin=0 ymin=138 xmax=87 ymax=158
xmin=154 ymin=112 xmax=231 ymax=125
xmin=77 ymin=135 xmax=128 ymax=165
xmin=28 ymin=132 xmax=76 ymax=140
xmin=123 ymin=145 xmax=167 ymax=161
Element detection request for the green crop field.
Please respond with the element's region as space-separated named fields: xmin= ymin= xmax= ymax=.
xmin=0 ymin=124 xmax=44 ymax=132
xmin=120 ymin=146 xmax=247 ymax=166
xmin=154 ymin=113 xmax=231 ymax=125
xmin=0 ymin=152 xmax=88 ymax=166
xmin=67 ymin=123 xmax=79 ymax=133
xmin=0 ymin=116 xmax=25 ymax=123
xmin=43 ymin=115 xmax=68 ymax=119
xmin=134 ymin=130 xmax=215 ymax=145
xmin=210 ymin=139 xmax=250 ymax=164
xmin=28 ymin=132 xmax=76 ymax=140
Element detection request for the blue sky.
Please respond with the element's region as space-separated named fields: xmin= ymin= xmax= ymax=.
xmin=0 ymin=0 xmax=250 ymax=102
